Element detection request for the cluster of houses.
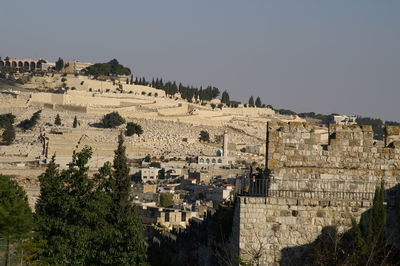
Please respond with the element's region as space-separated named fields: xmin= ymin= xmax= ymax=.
xmin=131 ymin=133 xmax=247 ymax=231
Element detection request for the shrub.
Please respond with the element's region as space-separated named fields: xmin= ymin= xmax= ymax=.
xmin=2 ymin=124 xmax=15 ymax=145
xmin=0 ymin=113 xmax=15 ymax=128
xmin=149 ymin=162 xmax=161 ymax=168
xmin=101 ymin=112 xmax=125 ymax=128
xmin=159 ymin=193 xmax=174 ymax=207
xmin=126 ymin=122 xmax=143 ymax=136
xmin=199 ymin=130 xmax=210 ymax=142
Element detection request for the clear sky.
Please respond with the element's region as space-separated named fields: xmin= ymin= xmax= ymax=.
xmin=1 ymin=0 xmax=399 ymax=121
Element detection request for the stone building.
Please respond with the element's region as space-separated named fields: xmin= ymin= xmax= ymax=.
xmin=0 ymin=56 xmax=51 ymax=71
xmin=198 ymin=132 xmax=235 ymax=166
xmin=140 ymin=167 xmax=162 ymax=183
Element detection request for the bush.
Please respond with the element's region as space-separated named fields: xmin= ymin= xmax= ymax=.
xmin=2 ymin=124 xmax=15 ymax=145
xmin=149 ymin=162 xmax=161 ymax=168
xmin=101 ymin=112 xmax=125 ymax=128
xmin=199 ymin=130 xmax=210 ymax=142
xmin=126 ymin=122 xmax=143 ymax=136
xmin=159 ymin=193 xmax=174 ymax=207
xmin=0 ymin=113 xmax=15 ymax=128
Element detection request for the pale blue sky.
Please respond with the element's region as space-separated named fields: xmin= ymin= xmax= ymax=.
xmin=1 ymin=0 xmax=399 ymax=121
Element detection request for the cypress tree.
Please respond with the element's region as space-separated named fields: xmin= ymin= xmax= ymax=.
xmin=221 ymin=91 xmax=230 ymax=104
xmin=54 ymin=114 xmax=61 ymax=126
xmin=101 ymin=133 xmax=148 ymax=264
xmin=255 ymin=96 xmax=262 ymax=107
xmin=73 ymin=116 xmax=78 ymax=128
xmin=248 ymin=96 xmax=255 ymax=107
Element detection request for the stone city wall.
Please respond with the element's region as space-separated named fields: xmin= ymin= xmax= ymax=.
xmin=235 ymin=122 xmax=400 ymax=265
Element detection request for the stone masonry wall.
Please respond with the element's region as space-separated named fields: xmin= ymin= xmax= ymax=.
xmin=235 ymin=122 xmax=400 ymax=265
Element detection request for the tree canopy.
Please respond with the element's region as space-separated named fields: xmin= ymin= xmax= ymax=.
xmin=82 ymin=59 xmax=131 ymax=76
xmin=126 ymin=122 xmax=143 ymax=136
xmin=101 ymin=112 xmax=126 ymax=128
xmin=35 ymin=138 xmax=148 ymax=264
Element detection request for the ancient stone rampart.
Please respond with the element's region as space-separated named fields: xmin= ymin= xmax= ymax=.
xmin=234 ymin=122 xmax=400 ymax=265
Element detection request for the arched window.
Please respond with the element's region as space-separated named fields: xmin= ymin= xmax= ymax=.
xmin=212 ymin=159 xmax=216 ymax=163
xmin=206 ymin=159 xmax=210 ymax=163
xmin=199 ymin=158 xmax=204 ymax=163
xmin=218 ymin=159 xmax=222 ymax=163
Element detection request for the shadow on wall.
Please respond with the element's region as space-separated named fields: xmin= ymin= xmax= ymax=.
xmin=280 ymin=184 xmax=400 ymax=266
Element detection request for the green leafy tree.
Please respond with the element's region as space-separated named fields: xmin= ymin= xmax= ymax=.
xmin=248 ymin=96 xmax=254 ymax=107
xmin=54 ymin=114 xmax=61 ymax=126
xmin=126 ymin=122 xmax=143 ymax=136
xmin=2 ymin=124 xmax=15 ymax=145
xmin=255 ymin=96 xmax=262 ymax=108
xmin=82 ymin=59 xmax=131 ymax=76
xmin=199 ymin=130 xmax=210 ymax=142
xmin=101 ymin=112 xmax=126 ymax=128
xmin=159 ymin=193 xmax=174 ymax=207
xmin=73 ymin=116 xmax=78 ymax=128
xmin=35 ymin=150 xmax=111 ymax=264
xmin=0 ymin=175 xmax=34 ymax=266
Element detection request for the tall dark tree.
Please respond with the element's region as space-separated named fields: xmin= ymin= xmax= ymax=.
xmin=221 ymin=91 xmax=230 ymax=104
xmin=255 ymin=96 xmax=262 ymax=108
xmin=248 ymin=96 xmax=255 ymax=107
xmin=55 ymin=58 xmax=64 ymax=72
xmin=101 ymin=133 xmax=148 ymax=265
xmin=0 ymin=175 xmax=34 ymax=266
xmin=73 ymin=116 xmax=78 ymax=128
